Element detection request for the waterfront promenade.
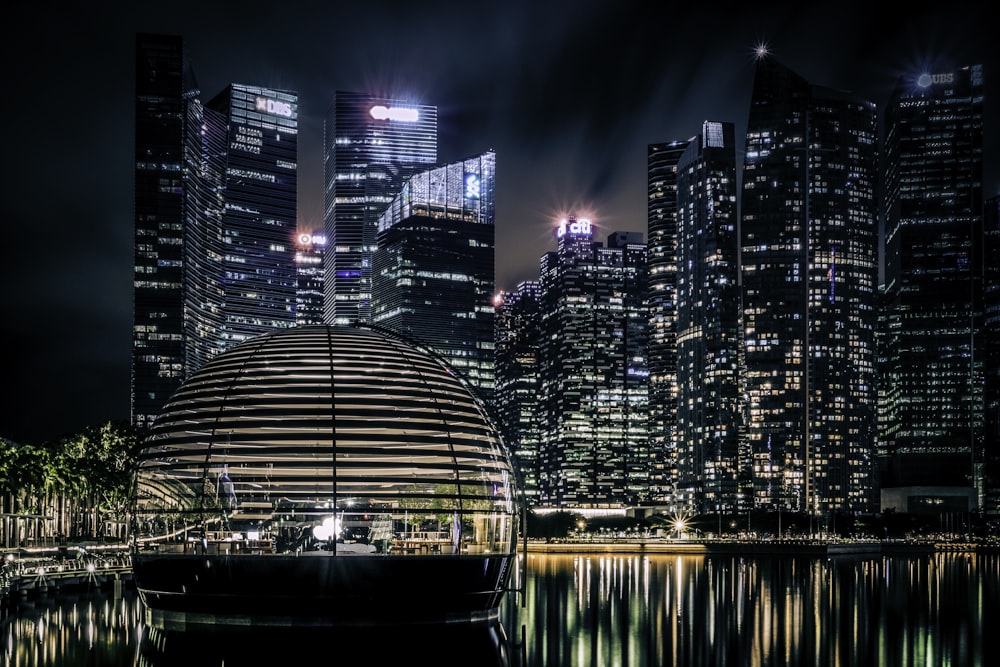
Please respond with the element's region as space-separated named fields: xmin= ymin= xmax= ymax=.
xmin=524 ymin=537 xmax=984 ymax=556
xmin=1 ymin=543 xmax=131 ymax=609
xmin=2 ymin=537 xmax=986 ymax=612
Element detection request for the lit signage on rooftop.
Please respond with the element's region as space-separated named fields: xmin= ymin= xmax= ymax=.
xmin=255 ymin=96 xmax=294 ymax=117
xmin=465 ymin=173 xmax=481 ymax=199
xmin=556 ymin=218 xmax=593 ymax=238
xmin=369 ymin=105 xmax=419 ymax=122
xmin=917 ymin=72 xmax=954 ymax=87
xmin=297 ymin=233 xmax=327 ymax=246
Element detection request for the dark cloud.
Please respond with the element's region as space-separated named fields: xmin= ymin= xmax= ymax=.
xmin=1 ymin=1 xmax=995 ymax=444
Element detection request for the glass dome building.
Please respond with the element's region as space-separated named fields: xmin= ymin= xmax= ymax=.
xmin=130 ymin=324 xmax=520 ymax=628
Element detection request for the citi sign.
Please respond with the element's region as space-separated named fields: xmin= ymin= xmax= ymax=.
xmin=917 ymin=72 xmax=954 ymax=87
xmin=556 ymin=218 xmax=592 ymax=238
xmin=255 ymin=97 xmax=293 ymax=117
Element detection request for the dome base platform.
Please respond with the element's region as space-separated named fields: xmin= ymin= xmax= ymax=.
xmin=133 ymin=552 xmax=516 ymax=629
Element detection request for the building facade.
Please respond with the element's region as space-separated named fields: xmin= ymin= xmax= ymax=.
xmin=536 ymin=219 xmax=649 ymax=509
xmin=323 ymin=92 xmax=438 ymax=325
xmin=741 ymin=55 xmax=878 ymax=516
xmin=132 ymin=35 xmax=298 ymax=432
xmin=133 ymin=33 xmax=191 ymax=431
xmin=646 ymin=139 xmax=694 ymax=504
xmin=133 ymin=34 xmax=228 ymax=431
xmin=370 ymin=151 xmax=496 ymax=399
xmin=985 ymin=195 xmax=1000 ymax=515
xmin=295 ymin=232 xmax=327 ymax=326
xmin=673 ymin=121 xmax=745 ymax=515
xmin=494 ymin=281 xmax=543 ymax=506
xmin=880 ymin=64 xmax=986 ymax=513
xmin=207 ymin=84 xmax=299 ymax=347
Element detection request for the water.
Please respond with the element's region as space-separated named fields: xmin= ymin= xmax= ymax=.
xmin=2 ymin=552 xmax=993 ymax=666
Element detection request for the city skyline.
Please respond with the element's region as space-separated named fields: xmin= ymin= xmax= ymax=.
xmin=3 ymin=1 xmax=997 ymax=444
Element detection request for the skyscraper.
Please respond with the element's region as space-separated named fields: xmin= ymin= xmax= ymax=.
xmin=880 ymin=64 xmax=985 ymax=514
xmin=741 ymin=54 xmax=878 ymax=516
xmin=371 ymin=150 xmax=496 ymax=399
xmin=647 ymin=139 xmax=693 ymax=504
xmin=985 ymin=195 xmax=1000 ymax=515
xmin=132 ymin=35 xmax=298 ymax=431
xmin=295 ymin=232 xmax=327 ymax=326
xmin=495 ymin=281 xmax=543 ymax=507
xmin=208 ymin=84 xmax=299 ymax=347
xmin=536 ymin=219 xmax=649 ymax=509
xmin=133 ymin=34 xmax=225 ymax=431
xmin=323 ymin=92 xmax=438 ymax=325
xmin=673 ymin=121 xmax=744 ymax=515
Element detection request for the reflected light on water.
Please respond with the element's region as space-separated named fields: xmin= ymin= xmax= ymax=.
xmin=1 ymin=552 xmax=993 ymax=666
xmin=504 ymin=552 xmax=991 ymax=666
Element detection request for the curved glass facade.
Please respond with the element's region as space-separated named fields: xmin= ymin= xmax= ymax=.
xmin=132 ymin=322 xmax=517 ymax=554
xmin=129 ymin=324 xmax=519 ymax=625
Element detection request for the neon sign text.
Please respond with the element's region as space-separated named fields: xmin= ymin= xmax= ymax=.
xmin=255 ymin=97 xmax=293 ymax=117
xmin=369 ymin=105 xmax=419 ymax=122
xmin=556 ymin=218 xmax=593 ymax=238
xmin=917 ymin=72 xmax=954 ymax=87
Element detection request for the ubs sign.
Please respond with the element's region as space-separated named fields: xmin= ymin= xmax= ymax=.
xmin=917 ymin=72 xmax=954 ymax=87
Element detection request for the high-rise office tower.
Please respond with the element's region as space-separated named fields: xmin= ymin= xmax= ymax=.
xmin=983 ymin=195 xmax=1000 ymax=515
xmin=208 ymin=84 xmax=299 ymax=347
xmin=741 ymin=55 xmax=878 ymax=516
xmin=323 ymin=92 xmax=438 ymax=325
xmin=371 ymin=151 xmax=496 ymax=399
xmin=133 ymin=34 xmax=226 ymax=431
xmin=646 ymin=139 xmax=693 ymax=504
xmin=494 ymin=281 xmax=543 ymax=507
xmin=536 ymin=219 xmax=649 ymax=509
xmin=295 ymin=231 xmax=327 ymax=326
xmin=880 ymin=64 xmax=985 ymax=514
xmin=132 ymin=35 xmax=298 ymax=432
xmin=673 ymin=121 xmax=745 ymax=515
xmin=133 ymin=33 xmax=192 ymax=431
xmin=985 ymin=195 xmax=1000 ymax=515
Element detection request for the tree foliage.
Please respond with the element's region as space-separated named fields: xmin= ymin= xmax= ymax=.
xmin=0 ymin=421 xmax=139 ymax=541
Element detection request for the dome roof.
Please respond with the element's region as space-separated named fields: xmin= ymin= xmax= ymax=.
xmin=132 ymin=324 xmax=517 ymax=556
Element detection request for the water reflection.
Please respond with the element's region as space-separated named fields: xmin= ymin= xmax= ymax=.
xmin=136 ymin=622 xmax=514 ymax=666
xmin=503 ymin=551 xmax=992 ymax=666
xmin=2 ymin=552 xmax=993 ymax=666
xmin=1 ymin=589 xmax=143 ymax=666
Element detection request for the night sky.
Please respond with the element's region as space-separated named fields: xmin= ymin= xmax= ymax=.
xmin=2 ymin=1 xmax=996 ymax=445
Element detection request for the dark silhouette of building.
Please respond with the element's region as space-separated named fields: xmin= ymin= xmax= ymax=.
xmin=880 ymin=64 xmax=985 ymax=514
xmin=985 ymin=195 xmax=1000 ymax=515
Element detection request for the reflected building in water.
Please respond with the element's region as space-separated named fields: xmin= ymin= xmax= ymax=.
xmin=5 ymin=552 xmax=992 ymax=667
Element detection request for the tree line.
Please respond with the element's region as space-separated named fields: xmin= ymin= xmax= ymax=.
xmin=0 ymin=421 xmax=137 ymax=549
